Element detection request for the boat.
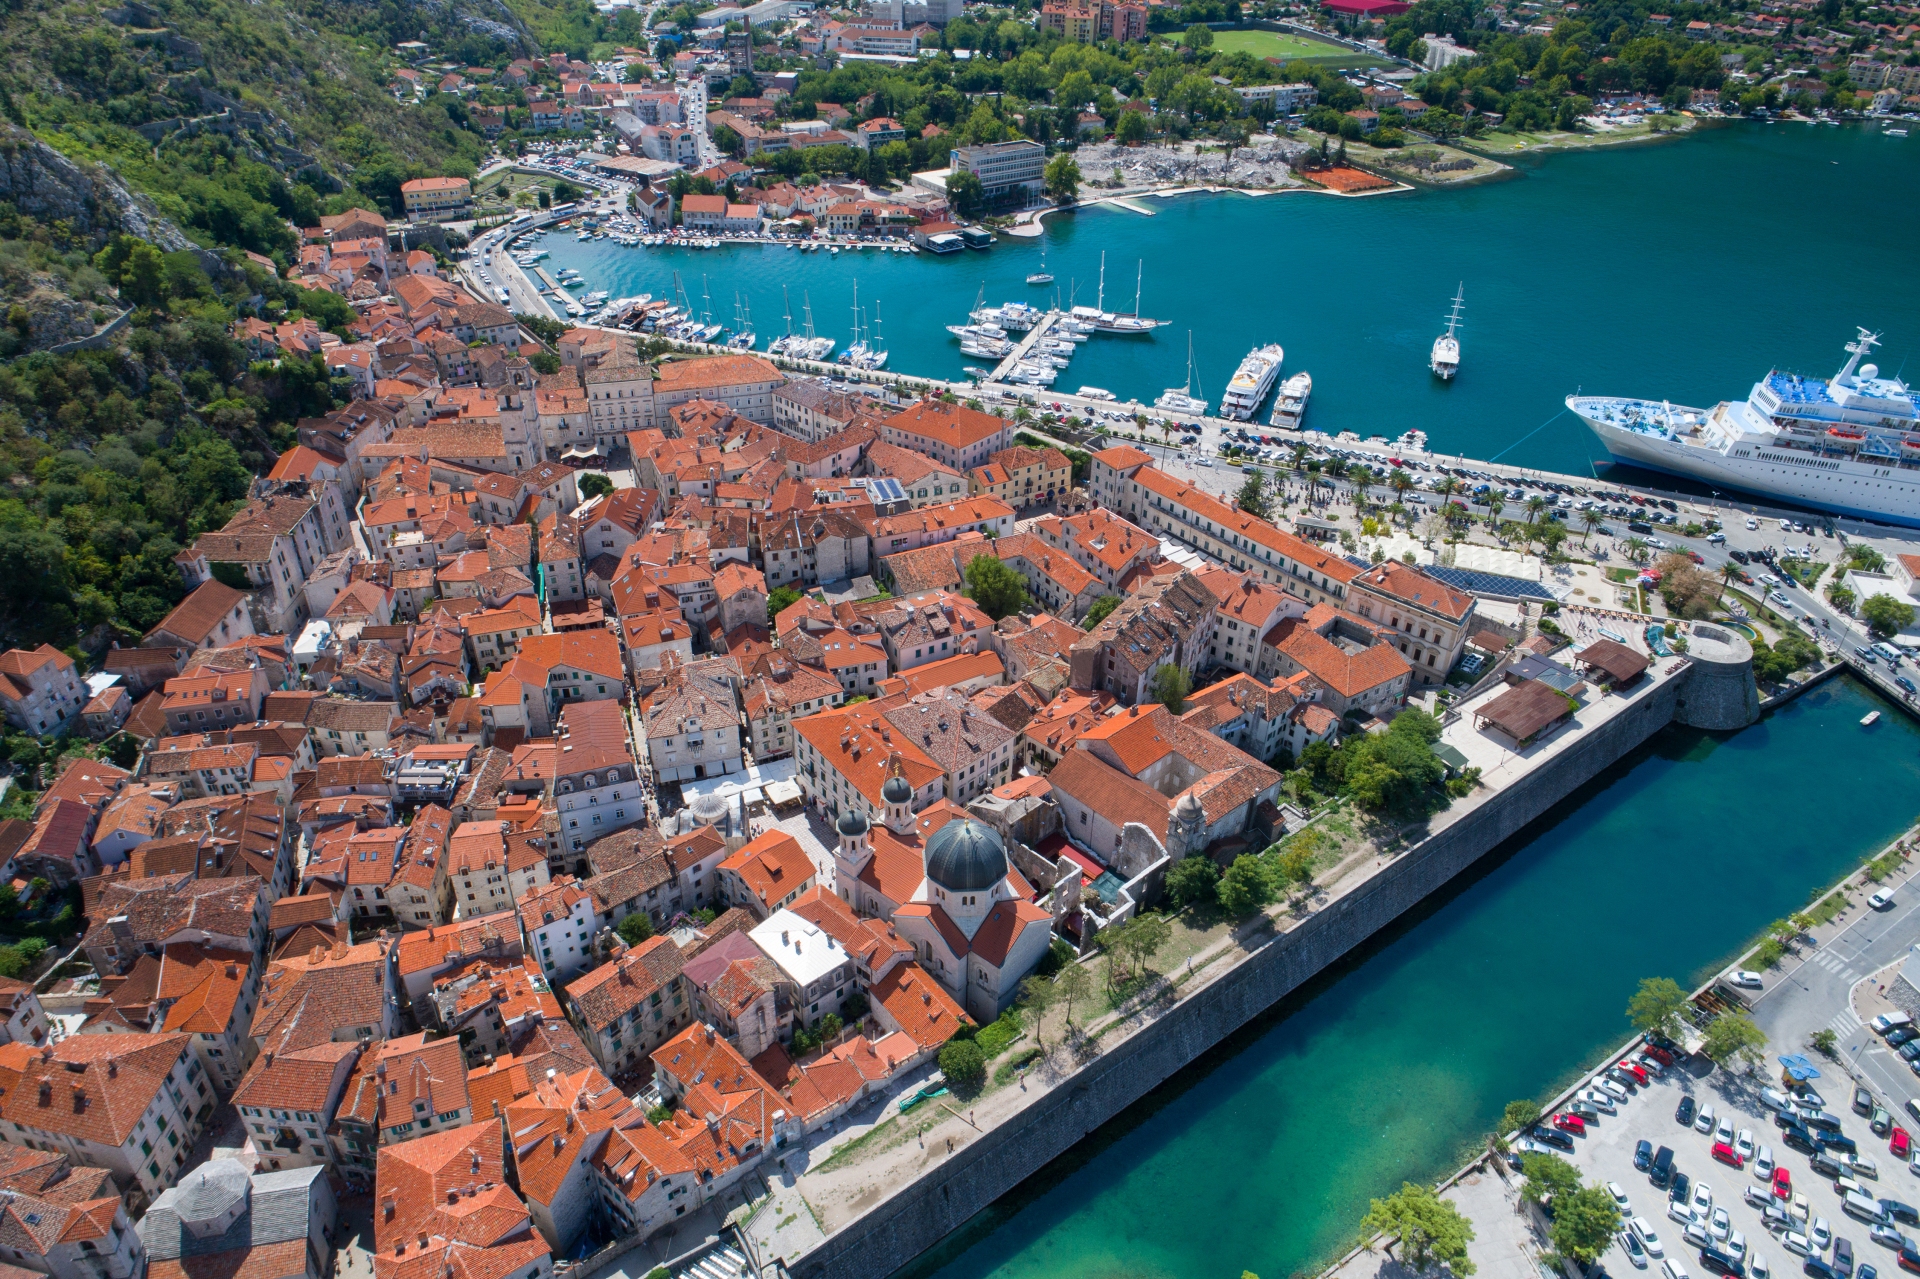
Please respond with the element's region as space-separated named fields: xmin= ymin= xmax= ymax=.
xmin=1569 ymin=327 xmax=1920 ymax=528
xmin=947 ymin=323 xmax=1008 ymax=341
xmin=959 ymin=337 xmax=1012 ymax=358
xmin=727 ymin=294 xmax=757 ymax=351
xmin=1027 ymin=242 xmax=1053 ymax=286
xmin=1863 ymin=711 xmax=1882 ymax=726
xmin=1077 ymin=386 xmax=1117 ymax=401
xmin=1269 ymin=371 xmax=1312 ymax=428
xmin=768 ymin=287 xmax=799 ymax=356
xmin=1220 ymin=344 xmax=1285 ymax=421
xmin=798 ymin=292 xmax=834 ymax=361
xmin=1431 ymin=284 xmax=1463 ymax=380
xmin=1889 ymin=128 xmax=1909 ymax=137
xmin=1156 ymin=332 xmax=1209 ymax=416
xmin=1070 ymin=253 xmax=1169 ymax=334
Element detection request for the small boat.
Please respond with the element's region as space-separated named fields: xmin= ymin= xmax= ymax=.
xmin=1027 ymin=243 xmax=1053 ymax=286
xmin=1862 ymin=711 xmax=1882 ymax=726
xmin=1077 ymin=386 xmax=1117 ymax=401
xmin=1431 ymin=283 xmax=1464 ymax=380
xmin=1888 ymin=128 xmax=1909 ymax=137
xmin=1157 ymin=331 xmax=1209 ymax=416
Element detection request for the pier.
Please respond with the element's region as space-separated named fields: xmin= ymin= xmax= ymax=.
xmin=533 ymin=267 xmax=563 ymax=293
xmin=988 ymin=311 xmax=1064 ymax=383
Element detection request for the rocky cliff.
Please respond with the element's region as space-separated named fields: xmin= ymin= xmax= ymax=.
xmin=0 ymin=121 xmax=190 ymax=252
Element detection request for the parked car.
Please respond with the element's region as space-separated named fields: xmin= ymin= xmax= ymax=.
xmin=1759 ymin=1147 xmax=1778 ymax=1179
xmin=1815 ymin=1220 xmax=1835 ymax=1250
xmin=1786 ymin=1129 xmax=1820 ymax=1156
xmin=1877 ymin=1014 xmax=1916 ymax=1036
xmin=1740 ymin=1131 xmax=1759 ymax=1160
xmin=1612 ymin=1183 xmax=1634 ymax=1211
xmin=1755 ymin=1186 xmax=1787 ymax=1209
xmin=1691 ymin=1223 xmax=1720 ymax=1252
xmin=1862 ymin=1089 xmax=1882 ymax=1116
xmin=1896 ymin=1131 xmax=1913 ymax=1162
xmin=1636 ymin=1217 xmax=1669 ymax=1257
xmin=1719 ymin=1143 xmax=1750 ymax=1170
xmin=1680 ymin=1098 xmax=1700 ymax=1126
xmin=1556 ymin=1113 xmax=1589 ymax=1136
xmin=1872 ymin=1227 xmax=1911 ymax=1252
xmin=1696 ymin=1184 xmax=1717 ymax=1217
xmin=1828 ymin=1137 xmax=1863 ymax=1157
xmin=1701 ymin=1105 xmax=1722 ymax=1135
xmin=1766 ymin=1090 xmax=1797 ymax=1113
xmin=1784 ymin=1232 xmax=1814 ymax=1258
xmin=1589 ymin=1090 xmax=1622 ymax=1114
xmin=1715 ymin=1207 xmax=1735 ymax=1241
xmin=1624 ymin=1230 xmax=1651 ymax=1269
xmin=1754 ymin=1254 xmax=1772 ymax=1279
xmin=1854 ymin=1156 xmax=1883 ymax=1181
xmin=1575 ymin=1101 xmax=1604 ymax=1122
xmin=1700 ymin=1246 xmax=1746 ymax=1278
xmin=1878 ymin=1108 xmax=1901 ymax=1132
xmin=1733 ymin=971 xmax=1767 ymax=989
xmin=1672 ymin=1171 xmax=1692 ymax=1204
xmin=1839 ymin=1238 xmax=1857 ymax=1278
xmin=1872 ymin=891 xmax=1897 ymax=910
xmin=1535 ymin=1126 xmax=1577 ymax=1151
xmin=1883 ymin=1202 xmax=1920 ymax=1227
xmin=1778 ymin=1169 xmax=1795 ymax=1199
xmin=1900 ymin=1247 xmax=1920 ymax=1278
xmin=1637 ymin=1140 xmax=1656 ymax=1171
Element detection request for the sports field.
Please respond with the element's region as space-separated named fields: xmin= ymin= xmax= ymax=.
xmin=1199 ymin=27 xmax=1395 ymax=67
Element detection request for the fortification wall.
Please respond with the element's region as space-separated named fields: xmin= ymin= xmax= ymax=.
xmin=784 ymin=672 xmax=1687 ymax=1279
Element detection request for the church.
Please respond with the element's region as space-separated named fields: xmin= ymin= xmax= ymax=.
xmin=831 ymin=755 xmax=1055 ymax=1023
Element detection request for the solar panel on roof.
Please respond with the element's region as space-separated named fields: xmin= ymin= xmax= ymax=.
xmin=866 ymin=477 xmax=907 ymax=504
xmin=1422 ymin=566 xmax=1558 ymax=601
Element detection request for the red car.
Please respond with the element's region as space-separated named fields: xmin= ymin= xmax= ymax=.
xmin=1894 ymin=1127 xmax=1912 ymax=1160
xmin=1774 ymin=1167 xmax=1792 ymax=1199
xmin=1553 ymin=1113 xmax=1587 ymax=1136
xmin=1687 ymin=550 xmax=1706 ymax=564
xmin=1713 ymin=1141 xmax=1745 ymax=1169
xmin=1643 ymin=1045 xmax=1677 ymax=1066
xmin=1617 ymin=1060 xmax=1650 ymax=1085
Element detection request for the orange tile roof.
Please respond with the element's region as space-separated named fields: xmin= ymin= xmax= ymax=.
xmin=791 ymin=702 xmax=944 ymax=809
xmin=0 ymin=1034 xmax=191 ymax=1145
xmin=869 ymin=962 xmax=969 ymax=1050
xmin=717 ymin=831 xmax=815 ymax=910
xmin=883 ymin=400 xmax=1010 ymax=451
xmin=652 ymin=354 xmax=780 ymax=394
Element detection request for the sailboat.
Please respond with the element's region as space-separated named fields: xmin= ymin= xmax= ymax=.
xmin=1026 ymin=242 xmax=1053 ymax=286
xmin=839 ymin=280 xmax=870 ymax=367
xmin=1430 ymin=283 xmax=1464 ymax=380
xmin=1156 ymin=332 xmax=1208 ymax=415
xmin=1070 ymin=252 xmax=1166 ymax=334
xmin=698 ymin=276 xmax=723 ymax=343
xmin=727 ymin=294 xmax=756 ymax=351
xmin=768 ymin=287 xmax=797 ymax=356
xmin=799 ymin=291 xmax=834 ymax=361
xmin=856 ymin=300 xmax=889 ymax=370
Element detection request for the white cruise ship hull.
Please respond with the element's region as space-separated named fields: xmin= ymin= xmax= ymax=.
xmin=1571 ymin=396 xmax=1920 ymax=528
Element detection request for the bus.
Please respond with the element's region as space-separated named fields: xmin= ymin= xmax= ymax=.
xmin=495 ymin=286 xmax=511 ymax=305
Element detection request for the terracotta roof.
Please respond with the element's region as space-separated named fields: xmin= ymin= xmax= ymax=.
xmin=1353 ymin=560 xmax=1475 ymax=620
xmin=147 ymin=582 xmax=245 ymax=645
xmin=652 ymin=354 xmax=780 ymax=394
xmin=568 ymin=935 xmax=686 ymax=1033
xmin=230 ymin=1040 xmax=362 ymax=1112
xmin=251 ymin=937 xmax=394 ymax=1055
xmin=868 ymin=962 xmax=969 ymax=1051
xmin=0 ymin=1034 xmax=192 ymax=1145
xmin=716 ymin=831 xmax=815 ymax=911
xmin=883 ymin=399 xmax=1009 ymax=451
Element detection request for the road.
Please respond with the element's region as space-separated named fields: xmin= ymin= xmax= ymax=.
xmin=1750 ymin=853 xmax=1920 ymax=1121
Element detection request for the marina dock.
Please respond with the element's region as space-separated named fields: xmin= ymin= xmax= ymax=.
xmin=534 ymin=267 xmax=564 ymax=293
xmin=989 ymin=312 xmax=1064 ymax=383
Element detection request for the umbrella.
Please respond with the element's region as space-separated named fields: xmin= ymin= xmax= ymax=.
xmin=1778 ymin=1054 xmax=1822 ymax=1081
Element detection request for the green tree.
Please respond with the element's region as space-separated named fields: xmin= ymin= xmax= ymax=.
xmin=616 ymin=913 xmax=654 ymax=946
xmin=1237 ymin=470 xmax=1272 ymax=519
xmin=964 ymin=553 xmax=1030 ymax=620
xmin=1701 ymin=1010 xmax=1767 ymax=1071
xmin=1115 ymin=110 xmax=1150 ymax=145
xmin=1182 ymin=22 xmax=1215 ymax=50
xmin=1083 ymin=594 xmax=1121 ymax=628
xmin=1217 ymin=853 xmax=1277 ymax=917
xmin=1043 ymin=153 xmax=1082 ymax=203
xmin=1827 ymin=581 xmax=1857 ymax=614
xmin=1360 ymin=1182 xmax=1476 ymax=1276
xmin=1812 ymin=1028 xmax=1839 ymax=1057
xmin=946 ymin=170 xmax=987 ymax=218
xmin=1862 ymin=593 xmax=1915 ymax=638
xmin=1551 ymin=1184 xmax=1622 ymax=1266
xmin=1276 ymin=841 xmax=1317 ymax=900
xmin=1150 ymin=663 xmax=1191 ymax=713
xmin=1165 ymin=855 xmax=1220 ymax=909
xmin=712 ymin=124 xmax=745 ymax=158
xmin=1341 ymin=711 xmax=1449 ymax=814
xmin=578 ymin=473 xmax=614 ymax=500
xmin=1054 ymin=962 xmax=1093 ymax=1025
xmin=1518 ymin=1151 xmax=1581 ymax=1205
xmin=1626 ymin=976 xmax=1688 ymax=1041
xmin=1501 ymin=1099 xmax=1543 ymax=1135
xmin=1017 ymin=975 xmax=1058 ymax=1046
xmin=938 ymin=1037 xmax=987 ymax=1090
xmin=767 ymin=585 xmax=802 ymax=624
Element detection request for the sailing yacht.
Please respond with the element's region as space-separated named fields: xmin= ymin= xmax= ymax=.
xmin=727 ymin=295 xmax=756 ymax=351
xmin=768 ymin=287 xmax=797 ymax=356
xmin=1027 ymin=243 xmax=1053 ymax=286
xmin=1156 ymin=332 xmax=1209 ymax=415
xmin=1069 ymin=253 xmax=1167 ymax=334
xmin=799 ymin=292 xmax=834 ymax=361
xmin=855 ymin=301 xmax=888 ymax=370
xmin=1431 ymin=284 xmax=1464 ymax=380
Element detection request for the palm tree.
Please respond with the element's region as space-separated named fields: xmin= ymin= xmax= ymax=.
xmin=1580 ymin=508 xmax=1602 ymax=546
xmin=1719 ymin=560 xmax=1740 ymax=600
xmin=1433 ymin=476 xmax=1458 ymax=500
xmin=1625 ymin=536 xmax=1650 ymax=564
xmin=1525 ymin=495 xmax=1548 ymax=524
xmin=1487 ymin=495 xmax=1505 ymax=527
xmin=1291 ymin=443 xmax=1309 ymax=472
xmin=1389 ymin=470 xmax=1413 ymax=501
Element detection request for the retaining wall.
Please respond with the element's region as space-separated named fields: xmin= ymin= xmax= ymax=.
xmin=786 ymin=672 xmax=1688 ymax=1279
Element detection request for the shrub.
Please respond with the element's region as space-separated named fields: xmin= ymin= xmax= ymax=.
xmin=1165 ymin=855 xmax=1220 ymax=909
xmin=975 ymin=1010 xmax=1022 ymax=1057
xmin=938 ymin=1038 xmax=987 ymax=1091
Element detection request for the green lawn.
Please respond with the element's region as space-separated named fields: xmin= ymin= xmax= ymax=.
xmin=1192 ymin=28 xmax=1394 ymax=67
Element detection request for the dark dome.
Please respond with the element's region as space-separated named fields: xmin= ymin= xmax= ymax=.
xmin=924 ymin=819 xmax=1008 ymax=893
xmin=882 ymin=773 xmax=913 ymax=804
xmin=836 ymin=808 xmax=869 ymax=837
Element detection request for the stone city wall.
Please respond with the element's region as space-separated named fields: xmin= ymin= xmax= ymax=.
xmin=784 ymin=671 xmax=1688 ymax=1279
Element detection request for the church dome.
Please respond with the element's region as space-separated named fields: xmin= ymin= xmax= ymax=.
xmin=924 ymin=819 xmax=1008 ymax=893
xmin=836 ymin=808 xmax=869 ymax=838
xmin=882 ymin=772 xmax=914 ymax=805
xmin=1175 ymin=790 xmax=1205 ymax=823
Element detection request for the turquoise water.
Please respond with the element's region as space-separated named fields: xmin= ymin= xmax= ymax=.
xmin=892 ymin=677 xmax=1920 ymax=1279
xmin=540 ymin=121 xmax=1920 ymax=475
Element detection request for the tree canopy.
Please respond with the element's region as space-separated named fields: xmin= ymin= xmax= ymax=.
xmin=1360 ymin=1182 xmax=1476 ymax=1275
xmin=1626 ymin=976 xmax=1688 ymax=1041
xmin=964 ymin=553 xmax=1030 ymax=620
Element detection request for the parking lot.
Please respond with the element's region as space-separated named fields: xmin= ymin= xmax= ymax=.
xmin=1535 ymin=1045 xmax=1920 ymax=1279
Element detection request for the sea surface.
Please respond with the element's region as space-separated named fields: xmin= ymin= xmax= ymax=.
xmin=535 ymin=120 xmax=1920 ymax=476
xmin=896 ymin=676 xmax=1920 ymax=1279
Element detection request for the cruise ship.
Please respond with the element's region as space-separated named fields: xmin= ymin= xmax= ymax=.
xmin=1570 ymin=329 xmax=1920 ymax=527
xmin=1220 ymin=344 xmax=1285 ymax=421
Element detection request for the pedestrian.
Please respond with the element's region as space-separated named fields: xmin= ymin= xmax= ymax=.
xmin=946 ymin=1137 xmax=953 ymax=1153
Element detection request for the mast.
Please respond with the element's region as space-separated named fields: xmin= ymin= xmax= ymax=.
xmin=1097 ymin=252 xmax=1106 ymax=313
xmin=851 ymin=279 xmax=861 ymax=347
xmin=701 ymin=275 xmax=713 ymax=325
xmin=1837 ymin=327 xmax=1882 ymax=386
xmin=781 ymin=286 xmax=794 ymax=338
xmin=803 ymin=292 xmax=816 ymax=340
xmin=1134 ymin=260 xmax=1143 ymax=318
xmin=1444 ymin=283 xmax=1465 ymax=338
xmin=872 ymin=300 xmax=884 ymax=354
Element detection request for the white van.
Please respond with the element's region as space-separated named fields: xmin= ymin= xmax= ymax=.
xmin=1665 ymin=1259 xmax=1692 ymax=1279
xmin=1843 ymin=1189 xmax=1887 ymax=1224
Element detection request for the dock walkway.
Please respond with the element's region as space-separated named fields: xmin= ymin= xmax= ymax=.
xmin=989 ymin=312 xmax=1061 ymax=383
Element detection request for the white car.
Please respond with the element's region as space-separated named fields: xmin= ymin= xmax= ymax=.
xmin=1728 ymin=1231 xmax=1747 ymax=1262
xmin=1583 ymin=1089 xmax=1619 ymax=1114
xmin=1756 ymin=1145 xmax=1776 ymax=1178
xmin=1693 ymin=1183 xmax=1716 ymax=1218
xmin=1747 ymin=518 xmax=1760 ymax=530
xmin=1752 ymin=1255 xmax=1770 ymax=1279
xmin=1737 ymin=1129 xmax=1757 ymax=1160
xmin=1762 ymin=1088 xmax=1794 ymax=1112
xmin=1911 ymin=1151 xmax=1920 ymax=1176
xmin=1697 ymin=1104 xmax=1718 ymax=1135
xmin=1601 ymin=1077 xmax=1632 ymax=1101
xmin=1811 ymin=1218 xmax=1832 ymax=1250
xmin=1731 ymin=971 xmax=1766 ymax=989
xmin=1711 ymin=1207 xmax=1732 ymax=1241
xmin=1670 ymin=1200 xmax=1699 ymax=1226
xmin=1783 ymin=1231 xmax=1813 ymax=1257
xmin=1747 ymin=1186 xmax=1776 ymax=1210
xmin=1716 ymin=1118 xmax=1737 ymax=1146
xmin=1634 ymin=1217 xmax=1666 ymax=1258
xmin=1622 ymin=1230 xmax=1650 ymax=1269
xmin=1611 ymin=1183 xmax=1633 ymax=1211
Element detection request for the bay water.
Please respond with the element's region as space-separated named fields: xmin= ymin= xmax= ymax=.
xmin=539 ymin=121 xmax=1920 ymax=476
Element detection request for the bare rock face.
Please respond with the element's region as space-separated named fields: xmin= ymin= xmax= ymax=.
xmin=0 ymin=121 xmax=190 ymax=251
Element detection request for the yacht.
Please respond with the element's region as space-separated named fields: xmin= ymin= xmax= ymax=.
xmin=727 ymin=295 xmax=757 ymax=351
xmin=959 ymin=337 xmax=1012 ymax=358
xmin=1431 ymin=284 xmax=1464 ymax=380
xmin=1570 ymin=327 xmax=1920 ymax=528
xmin=1220 ymin=344 xmax=1285 ymax=421
xmin=798 ymin=292 xmax=834 ymax=361
xmin=1070 ymin=254 xmax=1168 ymax=334
xmin=1156 ymin=332 xmax=1209 ymax=416
xmin=1077 ymin=387 xmax=1117 ymax=401
xmin=1269 ymin=372 xmax=1312 ymax=429
xmin=768 ymin=287 xmax=799 ymax=356
xmin=1027 ymin=243 xmax=1054 ymax=286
